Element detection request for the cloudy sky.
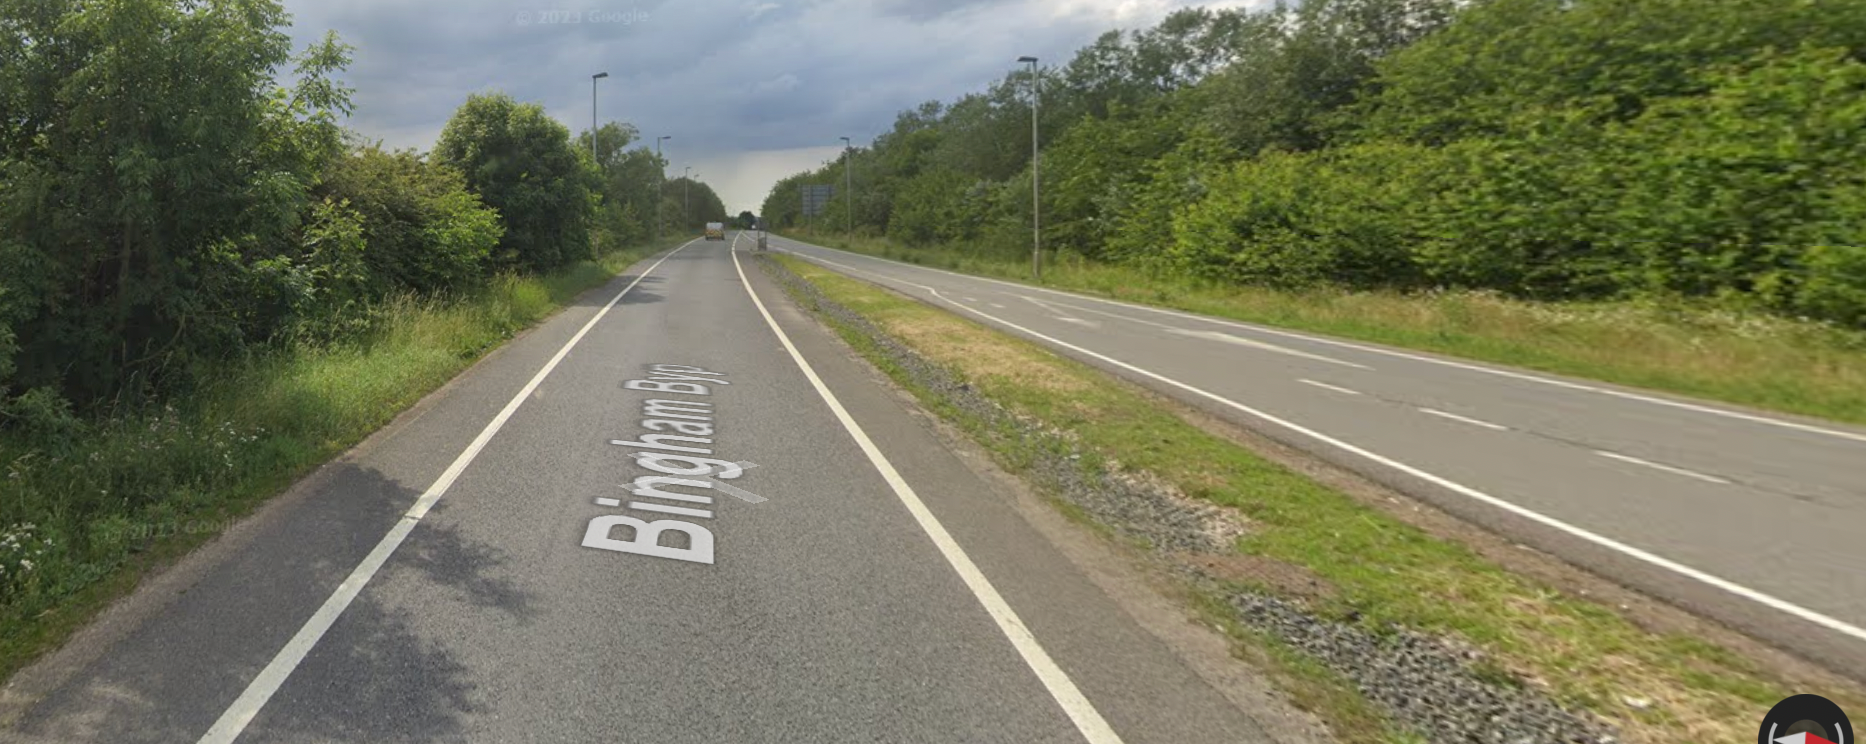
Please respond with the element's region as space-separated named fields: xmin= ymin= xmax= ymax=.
xmin=280 ymin=0 xmax=1256 ymax=213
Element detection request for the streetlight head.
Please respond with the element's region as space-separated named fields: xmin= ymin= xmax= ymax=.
xmin=593 ymin=72 xmax=610 ymax=79
xmin=1018 ymin=56 xmax=1038 ymax=63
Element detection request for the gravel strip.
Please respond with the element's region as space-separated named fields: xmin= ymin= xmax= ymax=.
xmin=760 ymin=255 xmax=1619 ymax=744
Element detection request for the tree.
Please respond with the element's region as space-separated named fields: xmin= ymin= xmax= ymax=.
xmin=0 ymin=0 xmax=353 ymax=403
xmin=434 ymin=92 xmax=597 ymax=272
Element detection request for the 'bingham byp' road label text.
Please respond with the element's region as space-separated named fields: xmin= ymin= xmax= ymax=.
xmin=581 ymin=363 xmax=759 ymax=565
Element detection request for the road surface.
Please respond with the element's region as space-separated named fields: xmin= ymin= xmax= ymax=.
xmin=766 ymin=234 xmax=1866 ymax=677
xmin=0 ymin=236 xmax=1297 ymax=744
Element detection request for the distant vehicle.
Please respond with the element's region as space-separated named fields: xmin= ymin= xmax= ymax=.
xmin=704 ymin=222 xmax=725 ymax=240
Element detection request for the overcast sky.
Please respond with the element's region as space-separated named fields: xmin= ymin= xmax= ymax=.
xmin=280 ymin=0 xmax=1256 ymax=214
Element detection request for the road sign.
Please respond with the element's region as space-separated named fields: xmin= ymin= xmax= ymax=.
xmin=800 ymin=184 xmax=835 ymax=217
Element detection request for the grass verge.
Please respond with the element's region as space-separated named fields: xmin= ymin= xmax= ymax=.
xmin=766 ymin=251 xmax=1865 ymax=744
xmin=0 ymin=238 xmax=683 ymax=684
xmin=791 ymin=231 xmax=1866 ymax=426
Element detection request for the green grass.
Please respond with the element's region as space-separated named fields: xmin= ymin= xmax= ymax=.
xmin=790 ymin=230 xmax=1866 ymax=426
xmin=769 ymin=252 xmax=1865 ymax=744
xmin=0 ymin=238 xmax=684 ymax=684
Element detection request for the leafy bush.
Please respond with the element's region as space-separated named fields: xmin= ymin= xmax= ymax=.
xmin=1170 ymin=144 xmax=1435 ymax=289
xmin=316 ymin=146 xmax=502 ymax=295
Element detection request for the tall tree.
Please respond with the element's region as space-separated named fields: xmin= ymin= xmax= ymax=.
xmin=435 ymin=93 xmax=597 ymax=272
xmin=0 ymin=0 xmax=352 ymax=402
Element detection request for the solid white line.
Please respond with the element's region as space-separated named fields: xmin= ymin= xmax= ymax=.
xmin=1596 ymin=451 xmax=1732 ymax=485
xmin=737 ymin=251 xmax=1123 ymax=743
xmin=1298 ymin=379 xmax=1363 ymax=396
xmin=781 ymin=241 xmax=1866 ymax=444
xmin=196 ymin=241 xmax=697 ymax=744
xmin=1418 ymin=407 xmax=1511 ymax=432
xmin=779 ymin=256 xmax=1866 ymax=647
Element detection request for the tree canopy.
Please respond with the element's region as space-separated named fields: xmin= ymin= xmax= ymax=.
xmin=761 ymin=0 xmax=1866 ymax=327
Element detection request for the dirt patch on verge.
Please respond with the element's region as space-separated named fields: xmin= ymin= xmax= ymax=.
xmin=1180 ymin=553 xmax=1337 ymax=603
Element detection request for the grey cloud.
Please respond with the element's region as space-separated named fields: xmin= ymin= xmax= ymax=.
xmin=870 ymin=0 xmax=1020 ymax=22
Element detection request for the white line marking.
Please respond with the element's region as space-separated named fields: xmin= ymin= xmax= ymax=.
xmin=786 ymin=259 xmax=1866 ymax=647
xmin=740 ymin=251 xmax=1123 ymax=743
xmin=964 ymin=296 xmax=979 ymax=302
xmin=1023 ymin=296 xmax=1074 ymax=315
xmin=1418 ymin=408 xmax=1511 ymax=431
xmin=990 ymin=303 xmax=1007 ymax=309
xmin=789 ymin=244 xmax=1866 ymax=444
xmin=1170 ymin=329 xmax=1372 ymax=370
xmin=1299 ymin=379 xmax=1362 ymax=396
xmin=196 ymin=241 xmax=698 ymax=744
xmin=1045 ymin=301 xmax=1178 ymax=330
xmin=1596 ymin=451 xmax=1732 ymax=485
xmin=1024 ymin=296 xmax=1101 ymax=329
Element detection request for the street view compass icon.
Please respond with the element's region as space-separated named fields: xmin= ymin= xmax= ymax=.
xmin=1759 ymin=694 xmax=1852 ymax=744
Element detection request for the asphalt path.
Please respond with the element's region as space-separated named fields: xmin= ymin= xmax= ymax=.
xmin=0 ymin=236 xmax=1292 ymax=744
xmin=766 ymin=234 xmax=1866 ymax=678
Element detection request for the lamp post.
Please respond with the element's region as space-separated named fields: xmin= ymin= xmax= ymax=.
xmin=655 ymin=135 xmax=671 ymax=241
xmin=590 ymin=72 xmax=608 ymax=164
xmin=1017 ymin=56 xmax=1040 ymax=281
xmin=840 ymin=136 xmax=853 ymax=236
xmin=683 ymin=167 xmax=695 ymax=229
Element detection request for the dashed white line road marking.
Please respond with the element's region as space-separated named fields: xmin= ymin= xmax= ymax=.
xmin=1299 ymin=379 xmax=1363 ymax=396
xmin=1170 ymin=329 xmax=1371 ymax=370
xmin=784 ymin=257 xmax=1866 ymax=647
xmin=1596 ymin=451 xmax=1732 ymax=485
xmin=196 ymin=240 xmax=700 ymax=744
xmin=791 ymin=245 xmax=1866 ymax=444
xmin=1419 ymin=408 xmax=1511 ymax=431
xmin=964 ymin=296 xmax=979 ymax=302
xmin=733 ymin=247 xmax=1124 ymax=744
xmin=1023 ymin=296 xmax=1102 ymax=329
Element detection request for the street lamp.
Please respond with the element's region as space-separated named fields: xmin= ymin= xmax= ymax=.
xmin=590 ymin=72 xmax=609 ymax=164
xmin=1017 ymin=56 xmax=1041 ymax=281
xmin=840 ymin=136 xmax=853 ymax=236
xmin=683 ymin=167 xmax=695 ymax=229
xmin=655 ymin=135 xmax=672 ymax=241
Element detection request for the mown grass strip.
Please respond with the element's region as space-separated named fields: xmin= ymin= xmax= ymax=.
xmin=767 ymin=252 xmax=1865 ymax=744
xmin=0 ymin=238 xmax=684 ymax=685
xmin=794 ymin=232 xmax=1866 ymax=427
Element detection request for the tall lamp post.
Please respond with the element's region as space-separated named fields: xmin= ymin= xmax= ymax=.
xmin=1017 ymin=56 xmax=1041 ymax=281
xmin=840 ymin=136 xmax=853 ymax=236
xmin=655 ymin=135 xmax=671 ymax=241
xmin=683 ymin=167 xmax=695 ymax=229
xmin=590 ymin=72 xmax=608 ymax=163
